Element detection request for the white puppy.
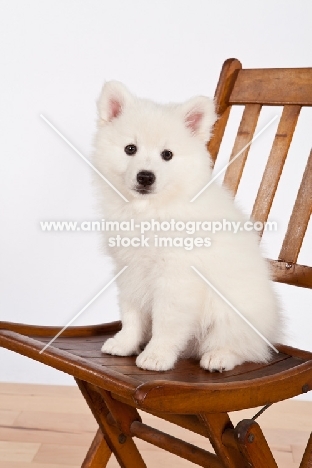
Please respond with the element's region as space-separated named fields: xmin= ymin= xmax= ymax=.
xmin=93 ymin=82 xmax=282 ymax=372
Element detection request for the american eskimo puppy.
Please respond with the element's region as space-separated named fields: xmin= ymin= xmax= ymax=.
xmin=93 ymin=81 xmax=282 ymax=372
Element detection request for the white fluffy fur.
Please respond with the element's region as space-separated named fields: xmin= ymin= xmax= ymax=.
xmin=93 ymin=81 xmax=283 ymax=372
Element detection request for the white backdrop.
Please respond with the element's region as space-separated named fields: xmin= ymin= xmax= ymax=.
xmin=0 ymin=1 xmax=311 ymax=399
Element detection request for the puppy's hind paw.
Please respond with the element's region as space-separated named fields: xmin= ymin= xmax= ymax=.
xmin=200 ymin=349 xmax=244 ymax=372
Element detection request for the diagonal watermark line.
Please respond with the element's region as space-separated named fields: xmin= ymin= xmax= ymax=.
xmin=190 ymin=115 xmax=279 ymax=202
xmin=40 ymin=114 xmax=129 ymax=203
xmin=39 ymin=266 xmax=128 ymax=354
xmin=191 ymin=266 xmax=279 ymax=353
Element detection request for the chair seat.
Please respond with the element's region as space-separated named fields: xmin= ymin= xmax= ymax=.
xmin=1 ymin=320 xmax=311 ymax=414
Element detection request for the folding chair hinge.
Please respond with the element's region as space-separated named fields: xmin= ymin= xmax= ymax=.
xmin=97 ymin=388 xmax=142 ymax=436
xmin=235 ymin=419 xmax=278 ymax=468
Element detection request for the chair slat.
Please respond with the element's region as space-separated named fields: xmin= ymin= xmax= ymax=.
xmin=252 ymin=105 xmax=301 ymax=233
xmin=279 ymin=149 xmax=312 ymax=263
xmin=229 ymin=68 xmax=312 ymax=106
xmin=207 ymin=58 xmax=242 ymax=165
xmin=208 ymin=107 xmax=231 ymax=166
xmin=269 ymin=260 xmax=312 ymax=289
xmin=223 ymin=104 xmax=262 ymax=194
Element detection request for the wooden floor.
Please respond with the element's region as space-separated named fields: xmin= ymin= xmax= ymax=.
xmin=0 ymin=383 xmax=311 ymax=467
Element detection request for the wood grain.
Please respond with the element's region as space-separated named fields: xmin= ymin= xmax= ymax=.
xmin=235 ymin=419 xmax=279 ymax=467
xmin=81 ymin=429 xmax=111 ymax=468
xmin=76 ymin=379 xmax=147 ymax=468
xmin=230 ymin=68 xmax=312 ymax=105
xmin=269 ymin=260 xmax=312 ymax=289
xmin=207 ymin=58 xmax=242 ymax=164
xmin=0 ymin=383 xmax=311 ymax=468
xmin=223 ymin=103 xmax=262 ymax=194
xmin=279 ymin=149 xmax=312 ymax=264
xmin=252 ymin=104 xmax=301 ymax=233
xmin=300 ymin=432 xmax=312 ymax=468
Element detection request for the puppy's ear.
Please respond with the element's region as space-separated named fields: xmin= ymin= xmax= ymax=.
xmin=97 ymin=81 xmax=133 ymax=123
xmin=181 ymin=96 xmax=217 ymax=142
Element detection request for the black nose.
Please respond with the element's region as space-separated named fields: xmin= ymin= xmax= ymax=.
xmin=136 ymin=170 xmax=156 ymax=186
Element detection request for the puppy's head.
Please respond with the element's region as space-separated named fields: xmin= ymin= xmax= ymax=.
xmin=94 ymin=81 xmax=217 ymax=203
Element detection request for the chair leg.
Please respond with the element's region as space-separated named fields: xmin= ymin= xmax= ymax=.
xmin=235 ymin=419 xmax=278 ymax=468
xmin=199 ymin=412 xmax=248 ymax=468
xmin=82 ymin=428 xmax=111 ymax=468
xmin=300 ymin=432 xmax=312 ymax=468
xmin=76 ymin=379 xmax=147 ymax=468
xmin=97 ymin=388 xmax=142 ymax=436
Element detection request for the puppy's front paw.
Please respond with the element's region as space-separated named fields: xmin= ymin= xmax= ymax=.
xmin=200 ymin=349 xmax=244 ymax=372
xmin=136 ymin=348 xmax=176 ymax=371
xmin=101 ymin=336 xmax=139 ymax=356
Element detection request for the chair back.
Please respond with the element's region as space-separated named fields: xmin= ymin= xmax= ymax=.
xmin=208 ymin=59 xmax=312 ymax=289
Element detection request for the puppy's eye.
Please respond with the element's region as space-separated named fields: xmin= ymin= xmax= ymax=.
xmin=124 ymin=144 xmax=137 ymax=156
xmin=161 ymin=149 xmax=173 ymax=161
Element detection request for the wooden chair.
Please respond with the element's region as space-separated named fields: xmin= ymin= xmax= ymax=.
xmin=1 ymin=58 xmax=312 ymax=468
